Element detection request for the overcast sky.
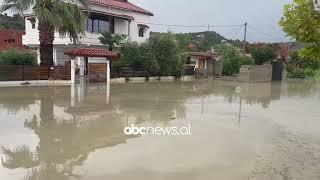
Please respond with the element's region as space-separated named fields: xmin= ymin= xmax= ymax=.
xmin=131 ymin=0 xmax=293 ymax=42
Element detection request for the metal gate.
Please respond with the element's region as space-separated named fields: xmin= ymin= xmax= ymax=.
xmin=272 ymin=61 xmax=283 ymax=81
xmin=88 ymin=63 xmax=107 ymax=82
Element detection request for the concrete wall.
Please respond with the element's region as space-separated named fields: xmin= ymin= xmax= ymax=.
xmin=239 ymin=64 xmax=272 ymax=83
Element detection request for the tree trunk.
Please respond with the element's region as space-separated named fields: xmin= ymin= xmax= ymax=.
xmin=38 ymin=21 xmax=55 ymax=67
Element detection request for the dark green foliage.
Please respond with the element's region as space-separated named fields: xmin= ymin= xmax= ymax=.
xmin=287 ymin=68 xmax=317 ymax=78
xmin=0 ymin=14 xmax=24 ymax=30
xmin=119 ymin=33 xmax=183 ymax=76
xmin=117 ymin=42 xmax=159 ymax=75
xmin=290 ymin=52 xmax=320 ymax=70
xmin=286 ymin=52 xmax=320 ymax=78
xmin=251 ymin=46 xmax=276 ymax=65
xmin=149 ymin=33 xmax=183 ymax=76
xmin=98 ymin=31 xmax=127 ymax=51
xmin=175 ymin=33 xmax=193 ymax=51
xmin=221 ymin=46 xmax=241 ymax=76
xmin=151 ymin=31 xmax=243 ymax=52
xmin=239 ymin=56 xmax=255 ymax=66
xmin=0 ymin=50 xmax=37 ymax=65
xmin=220 ymin=45 xmax=254 ymax=76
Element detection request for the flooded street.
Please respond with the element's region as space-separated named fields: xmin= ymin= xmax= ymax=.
xmin=0 ymin=80 xmax=320 ymax=180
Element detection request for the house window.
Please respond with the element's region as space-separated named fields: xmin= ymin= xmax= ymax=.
xmin=4 ymin=39 xmax=15 ymax=43
xmin=28 ymin=17 xmax=36 ymax=29
xmin=138 ymin=27 xmax=144 ymax=37
xmin=86 ymin=15 xmax=114 ymax=33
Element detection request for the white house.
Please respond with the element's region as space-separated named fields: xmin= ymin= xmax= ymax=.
xmin=22 ymin=0 xmax=153 ymax=66
xmin=315 ymin=0 xmax=320 ymax=10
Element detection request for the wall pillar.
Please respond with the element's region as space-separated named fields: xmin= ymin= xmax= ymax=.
xmin=78 ymin=57 xmax=84 ymax=76
xmin=37 ymin=48 xmax=41 ymax=65
xmin=53 ymin=47 xmax=57 ymax=65
xmin=106 ymin=59 xmax=110 ymax=83
xmin=71 ymin=58 xmax=76 ymax=84
xmin=106 ymin=81 xmax=110 ymax=104
xmin=127 ymin=20 xmax=131 ymax=36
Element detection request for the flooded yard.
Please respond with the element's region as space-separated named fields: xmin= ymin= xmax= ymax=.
xmin=0 ymin=80 xmax=320 ymax=180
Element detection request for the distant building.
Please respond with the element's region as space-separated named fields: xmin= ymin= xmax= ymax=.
xmin=185 ymin=51 xmax=223 ymax=78
xmin=0 ymin=30 xmax=25 ymax=51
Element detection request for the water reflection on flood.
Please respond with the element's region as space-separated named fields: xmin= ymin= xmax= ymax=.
xmin=0 ymin=80 xmax=320 ymax=180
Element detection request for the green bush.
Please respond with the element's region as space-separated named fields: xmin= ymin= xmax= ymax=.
xmin=221 ymin=46 xmax=241 ymax=76
xmin=303 ymin=68 xmax=316 ymax=77
xmin=0 ymin=50 xmax=36 ymax=65
xmin=239 ymin=56 xmax=255 ymax=66
xmin=149 ymin=32 xmax=183 ymax=76
xmin=288 ymin=67 xmax=316 ymax=79
xmin=286 ymin=52 xmax=320 ymax=79
xmin=288 ymin=68 xmax=306 ymax=78
xmin=119 ymin=32 xmax=183 ymax=77
xmin=290 ymin=52 xmax=320 ymax=70
xmin=221 ymin=45 xmax=254 ymax=76
xmin=251 ymin=46 xmax=276 ymax=65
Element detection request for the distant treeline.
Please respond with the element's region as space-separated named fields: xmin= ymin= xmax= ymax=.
xmin=151 ymin=31 xmax=244 ymax=51
xmin=0 ymin=14 xmax=25 ymax=30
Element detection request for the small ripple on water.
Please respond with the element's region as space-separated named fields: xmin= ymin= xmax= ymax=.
xmin=249 ymin=124 xmax=320 ymax=180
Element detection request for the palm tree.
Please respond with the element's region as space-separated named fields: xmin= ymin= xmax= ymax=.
xmin=99 ymin=31 xmax=127 ymax=51
xmin=0 ymin=0 xmax=89 ymax=66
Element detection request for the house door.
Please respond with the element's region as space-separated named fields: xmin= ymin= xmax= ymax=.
xmin=198 ymin=59 xmax=205 ymax=69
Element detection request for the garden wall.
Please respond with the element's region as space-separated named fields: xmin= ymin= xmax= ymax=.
xmin=239 ymin=64 xmax=273 ymax=83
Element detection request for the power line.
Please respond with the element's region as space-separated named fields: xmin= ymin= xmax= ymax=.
xmin=136 ymin=22 xmax=244 ymax=28
xmin=246 ymin=25 xmax=286 ymax=42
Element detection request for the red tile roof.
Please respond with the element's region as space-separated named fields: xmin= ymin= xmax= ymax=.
xmin=64 ymin=48 xmax=120 ymax=60
xmin=90 ymin=0 xmax=154 ymax=16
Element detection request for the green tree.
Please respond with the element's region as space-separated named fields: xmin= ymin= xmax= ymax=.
xmin=175 ymin=33 xmax=192 ymax=51
xmin=0 ymin=0 xmax=89 ymax=66
xmin=221 ymin=45 xmax=242 ymax=76
xmin=251 ymin=46 xmax=276 ymax=65
xmin=99 ymin=31 xmax=127 ymax=51
xmin=280 ymin=0 xmax=320 ymax=60
xmin=149 ymin=32 xmax=184 ymax=76
xmin=0 ymin=14 xmax=24 ymax=30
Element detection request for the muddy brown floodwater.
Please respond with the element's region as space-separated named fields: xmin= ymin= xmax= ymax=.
xmin=0 ymin=80 xmax=320 ymax=180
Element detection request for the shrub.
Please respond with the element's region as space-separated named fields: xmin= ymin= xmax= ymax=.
xmin=119 ymin=33 xmax=183 ymax=77
xmin=149 ymin=32 xmax=183 ymax=76
xmin=287 ymin=67 xmax=316 ymax=79
xmin=251 ymin=46 xmax=276 ymax=65
xmin=290 ymin=52 xmax=320 ymax=70
xmin=221 ymin=45 xmax=254 ymax=76
xmin=0 ymin=50 xmax=36 ymax=65
xmin=221 ymin=46 xmax=241 ymax=76
xmin=239 ymin=56 xmax=255 ymax=66
xmin=303 ymin=68 xmax=316 ymax=77
xmin=288 ymin=68 xmax=306 ymax=78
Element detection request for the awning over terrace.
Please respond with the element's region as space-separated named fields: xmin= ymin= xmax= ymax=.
xmin=65 ymin=48 xmax=120 ymax=59
xmin=64 ymin=48 xmax=120 ymax=84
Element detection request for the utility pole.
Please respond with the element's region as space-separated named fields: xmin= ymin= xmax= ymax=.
xmin=204 ymin=24 xmax=210 ymax=52
xmin=243 ymin=22 xmax=247 ymax=53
